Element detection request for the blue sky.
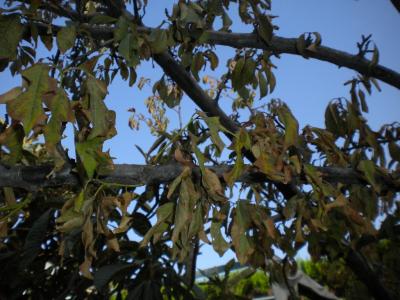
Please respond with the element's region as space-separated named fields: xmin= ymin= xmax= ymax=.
xmin=0 ymin=1 xmax=399 ymax=269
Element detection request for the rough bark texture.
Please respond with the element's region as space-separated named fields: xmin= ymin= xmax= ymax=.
xmin=0 ymin=163 xmax=367 ymax=191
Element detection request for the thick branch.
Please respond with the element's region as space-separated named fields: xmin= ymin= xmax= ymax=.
xmin=391 ymin=0 xmax=400 ymax=13
xmin=345 ymin=248 xmax=395 ymax=300
xmin=0 ymin=163 xmax=365 ymax=191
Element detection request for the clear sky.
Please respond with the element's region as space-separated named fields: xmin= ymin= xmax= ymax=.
xmin=0 ymin=0 xmax=399 ymax=270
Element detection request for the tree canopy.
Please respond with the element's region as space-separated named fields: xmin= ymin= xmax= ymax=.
xmin=0 ymin=1 xmax=399 ymax=299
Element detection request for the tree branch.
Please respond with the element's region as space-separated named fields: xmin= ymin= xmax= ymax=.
xmin=391 ymin=0 xmax=400 ymax=13
xmin=30 ymin=20 xmax=400 ymax=90
xmin=0 ymin=163 xmax=367 ymax=191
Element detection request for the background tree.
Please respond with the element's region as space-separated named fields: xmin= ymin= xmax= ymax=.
xmin=0 ymin=0 xmax=399 ymax=299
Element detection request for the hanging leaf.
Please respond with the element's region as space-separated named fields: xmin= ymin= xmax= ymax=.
xmin=119 ymin=33 xmax=139 ymax=67
xmin=258 ymin=71 xmax=268 ymax=99
xmin=76 ymin=137 xmax=106 ymax=178
xmin=19 ymin=209 xmax=53 ymax=270
xmin=44 ymin=88 xmax=74 ymax=147
xmin=0 ymin=14 xmax=23 ymax=60
xmin=7 ymin=64 xmax=55 ymax=134
xmin=275 ymin=104 xmax=299 ymax=147
xmin=56 ymin=24 xmax=77 ymax=53
xmin=203 ymin=116 xmax=225 ymax=153
xmin=94 ymin=264 xmax=133 ymax=291
xmin=114 ymin=16 xmax=129 ymax=42
xmin=210 ymin=217 xmax=229 ymax=256
xmin=86 ymin=77 xmax=116 ymax=139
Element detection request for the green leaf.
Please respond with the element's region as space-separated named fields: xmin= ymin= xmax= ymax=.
xmin=7 ymin=64 xmax=54 ymax=134
xmin=94 ymin=264 xmax=133 ymax=291
xmin=73 ymin=191 xmax=85 ymax=212
xmin=118 ymin=33 xmax=139 ymax=67
xmin=89 ymin=15 xmax=117 ymax=24
xmin=258 ymin=71 xmax=268 ymax=99
xmin=0 ymin=14 xmax=23 ymax=60
xmin=221 ymin=11 xmax=232 ymax=30
xmin=114 ymin=16 xmax=129 ymax=42
xmin=236 ymin=201 xmax=251 ymax=229
xmin=188 ymin=206 xmax=203 ymax=239
xmin=191 ymin=52 xmax=205 ymax=81
xmin=141 ymin=202 xmax=174 ymax=246
xmin=86 ymin=77 xmax=116 ymax=139
xmin=20 ymin=209 xmax=53 ymax=270
xmin=232 ymin=57 xmax=245 ymax=90
xmin=148 ymin=29 xmax=169 ymax=54
xmin=276 ymin=104 xmax=299 ymax=147
xmin=210 ymin=215 xmax=229 ymax=256
xmin=203 ymin=116 xmax=225 ymax=153
xmin=0 ymin=124 xmax=24 ymax=163
xmin=358 ymin=160 xmax=380 ymax=193
xmin=56 ymin=25 xmax=76 ymax=53
xmin=76 ymin=137 xmax=103 ymax=178
xmin=257 ymin=14 xmax=273 ymax=44
xmin=44 ymin=88 xmax=74 ymax=146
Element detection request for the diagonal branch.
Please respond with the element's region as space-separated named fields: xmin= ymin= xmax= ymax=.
xmin=391 ymin=0 xmax=400 ymax=13
xmin=153 ymin=51 xmax=301 ymax=199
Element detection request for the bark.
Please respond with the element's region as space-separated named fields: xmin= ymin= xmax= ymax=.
xmin=31 ymin=22 xmax=400 ymax=90
xmin=345 ymin=248 xmax=395 ymax=300
xmin=391 ymin=0 xmax=400 ymax=13
xmin=0 ymin=163 xmax=367 ymax=191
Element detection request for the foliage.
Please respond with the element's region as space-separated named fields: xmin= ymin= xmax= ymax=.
xmin=0 ymin=0 xmax=399 ymax=299
xmin=197 ymin=260 xmax=269 ymax=300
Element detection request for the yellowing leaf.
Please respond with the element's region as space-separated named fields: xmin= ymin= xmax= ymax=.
xmin=358 ymin=160 xmax=380 ymax=193
xmin=0 ymin=14 xmax=23 ymax=60
xmin=203 ymin=116 xmax=225 ymax=153
xmin=210 ymin=218 xmax=229 ymax=256
xmin=57 ymin=25 xmax=76 ymax=53
xmin=7 ymin=64 xmax=54 ymax=134
xmin=276 ymin=105 xmax=299 ymax=147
